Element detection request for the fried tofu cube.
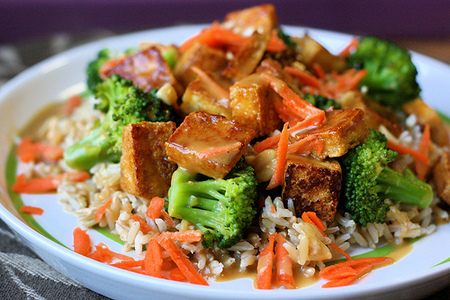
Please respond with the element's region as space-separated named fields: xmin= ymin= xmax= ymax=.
xmin=174 ymin=43 xmax=228 ymax=87
xmin=294 ymin=108 xmax=370 ymax=159
xmin=120 ymin=121 xmax=177 ymax=199
xmin=102 ymin=46 xmax=183 ymax=95
xmin=165 ymin=111 xmax=256 ymax=179
xmin=180 ymin=74 xmax=232 ymax=119
xmin=282 ymin=154 xmax=342 ymax=222
xmin=223 ymin=4 xmax=278 ymax=35
xmin=432 ymin=150 xmax=450 ymax=205
xmin=230 ymin=73 xmax=282 ymax=137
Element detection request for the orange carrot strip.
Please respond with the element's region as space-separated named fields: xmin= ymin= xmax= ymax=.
xmin=147 ymin=197 xmax=165 ymax=220
xmin=284 ymin=66 xmax=321 ymax=88
xmin=415 ymin=123 xmax=431 ymax=181
xmin=196 ymin=142 xmax=242 ymax=160
xmin=110 ymin=259 xmax=144 ymax=269
xmin=19 ymin=205 xmax=44 ymax=215
xmin=169 ymin=267 xmax=187 ymax=282
xmin=179 ymin=21 xmax=248 ymax=52
xmin=266 ymin=30 xmax=287 ymax=53
xmin=158 ymin=235 xmax=209 ymax=286
xmin=312 ymin=63 xmax=327 ymax=80
xmin=321 ymin=265 xmax=372 ymax=288
xmin=95 ymin=197 xmax=113 ymax=223
xmin=256 ymin=232 xmax=277 ymax=289
xmin=320 ymin=266 xmax=358 ymax=280
xmin=90 ymin=242 xmax=134 ymax=263
xmin=387 ymin=140 xmax=430 ymax=165
xmin=302 ymin=211 xmax=327 ymax=231
xmin=73 ymin=227 xmax=91 ymax=256
xmin=267 ymin=123 xmax=289 ymax=190
xmin=64 ymin=94 xmax=83 ymax=116
xmin=144 ymin=237 xmax=163 ymax=278
xmin=12 ymin=171 xmax=90 ymax=194
xmin=274 ymin=234 xmax=295 ymax=289
xmin=17 ymin=138 xmax=36 ymax=163
xmin=319 ymin=257 xmax=394 ymax=280
xmin=131 ymin=214 xmax=153 ymax=235
xmin=287 ymin=134 xmax=324 ymax=156
xmin=339 ymin=37 xmax=359 ymax=58
xmin=161 ymin=209 xmax=175 ymax=228
xmin=190 ymin=65 xmax=229 ymax=100
xmin=160 ymin=230 xmax=203 ymax=243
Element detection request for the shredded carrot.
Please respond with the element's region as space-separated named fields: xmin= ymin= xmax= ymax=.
xmin=12 ymin=171 xmax=90 ymax=194
xmin=415 ymin=124 xmax=431 ymax=181
xmin=266 ymin=30 xmax=287 ymax=53
xmin=274 ymin=234 xmax=295 ymax=289
xmin=267 ymin=123 xmax=289 ymax=190
xmin=158 ymin=235 xmax=209 ymax=285
xmin=17 ymin=137 xmax=64 ymax=163
xmin=161 ymin=210 xmax=175 ymax=228
xmin=312 ymin=63 xmax=326 ymax=81
xmin=63 ymin=94 xmax=82 ymax=116
xmin=88 ymin=242 xmax=134 ymax=264
xmin=179 ymin=21 xmax=248 ymax=52
xmin=196 ymin=142 xmax=242 ymax=160
xmin=284 ymin=66 xmax=321 ymax=88
xmin=147 ymin=196 xmax=165 ymax=220
xmin=339 ymin=37 xmax=359 ymax=58
xmin=387 ymin=139 xmax=430 ymax=165
xmin=159 ymin=230 xmax=203 ymax=243
xmin=110 ymin=259 xmax=144 ymax=269
xmin=168 ymin=267 xmax=187 ymax=282
xmin=319 ymin=256 xmax=394 ymax=287
xmin=131 ymin=214 xmax=153 ymax=235
xmin=19 ymin=205 xmax=44 ymax=215
xmin=95 ymin=197 xmax=113 ymax=223
xmin=144 ymin=237 xmax=163 ymax=278
xmin=287 ymin=134 xmax=324 ymax=156
xmin=256 ymin=232 xmax=277 ymax=289
xmin=301 ymin=212 xmax=352 ymax=260
xmin=73 ymin=227 xmax=91 ymax=256
xmin=190 ymin=65 xmax=230 ymax=100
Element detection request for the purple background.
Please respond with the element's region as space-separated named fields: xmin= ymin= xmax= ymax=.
xmin=1 ymin=0 xmax=449 ymax=44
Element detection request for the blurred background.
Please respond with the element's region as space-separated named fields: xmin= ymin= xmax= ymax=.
xmin=0 ymin=0 xmax=449 ymax=70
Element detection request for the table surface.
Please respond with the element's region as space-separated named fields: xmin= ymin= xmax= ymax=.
xmin=0 ymin=28 xmax=449 ymax=300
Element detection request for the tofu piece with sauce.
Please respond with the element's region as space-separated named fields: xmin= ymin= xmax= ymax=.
xmin=165 ymin=111 xmax=256 ymax=179
xmin=293 ymin=108 xmax=370 ymax=159
xmin=120 ymin=121 xmax=177 ymax=199
xmin=102 ymin=46 xmax=183 ymax=95
xmin=174 ymin=43 xmax=228 ymax=88
xmin=282 ymin=154 xmax=342 ymax=222
xmin=223 ymin=4 xmax=278 ymax=35
xmin=181 ymin=73 xmax=232 ymax=119
xmin=229 ymin=73 xmax=282 ymax=137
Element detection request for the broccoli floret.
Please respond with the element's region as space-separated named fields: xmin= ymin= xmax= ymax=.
xmin=64 ymin=75 xmax=177 ymax=170
xmin=86 ymin=48 xmax=114 ymax=99
xmin=167 ymin=159 xmax=259 ymax=249
xmin=347 ymin=36 xmax=421 ymax=108
xmin=304 ymin=93 xmax=341 ymax=111
xmin=277 ymin=29 xmax=296 ymax=48
xmin=340 ymin=129 xmax=433 ymax=227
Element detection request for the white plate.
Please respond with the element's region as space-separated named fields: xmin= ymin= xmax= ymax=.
xmin=0 ymin=25 xmax=449 ymax=300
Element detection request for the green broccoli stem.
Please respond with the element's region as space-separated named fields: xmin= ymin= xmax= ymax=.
xmin=374 ymin=167 xmax=433 ymax=209
xmin=174 ymin=206 xmax=228 ymax=232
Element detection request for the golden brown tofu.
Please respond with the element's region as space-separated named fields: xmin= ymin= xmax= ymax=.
xmin=102 ymin=46 xmax=183 ymax=95
xmin=339 ymin=91 xmax=403 ymax=136
xmin=174 ymin=43 xmax=228 ymax=88
xmin=223 ymin=31 xmax=271 ymax=81
xmin=165 ymin=111 xmax=256 ymax=179
xmin=293 ymin=35 xmax=347 ymax=73
xmin=229 ymin=73 xmax=282 ymax=137
xmin=403 ymin=98 xmax=450 ymax=147
xmin=180 ymin=74 xmax=232 ymax=119
xmin=223 ymin=4 xmax=278 ymax=35
xmin=120 ymin=121 xmax=177 ymax=199
xmin=293 ymin=108 xmax=370 ymax=159
xmin=432 ymin=150 xmax=450 ymax=205
xmin=282 ymin=154 xmax=342 ymax=222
